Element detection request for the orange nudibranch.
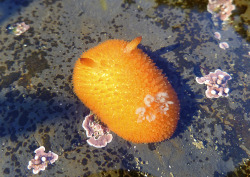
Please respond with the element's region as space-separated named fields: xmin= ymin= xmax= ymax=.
xmin=73 ymin=37 xmax=179 ymax=143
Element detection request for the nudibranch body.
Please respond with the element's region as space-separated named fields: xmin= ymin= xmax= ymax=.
xmin=73 ymin=37 xmax=179 ymax=143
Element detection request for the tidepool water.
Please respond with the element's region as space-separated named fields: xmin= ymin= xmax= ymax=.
xmin=0 ymin=0 xmax=249 ymax=176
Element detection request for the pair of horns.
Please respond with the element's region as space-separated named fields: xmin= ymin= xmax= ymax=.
xmin=80 ymin=36 xmax=142 ymax=67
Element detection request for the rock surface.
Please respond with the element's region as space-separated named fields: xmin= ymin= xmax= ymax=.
xmin=0 ymin=0 xmax=249 ymax=176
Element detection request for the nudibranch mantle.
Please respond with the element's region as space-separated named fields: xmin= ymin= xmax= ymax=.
xmin=73 ymin=37 xmax=179 ymax=143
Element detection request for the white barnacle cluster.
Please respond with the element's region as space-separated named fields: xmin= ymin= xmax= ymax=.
xmin=136 ymin=92 xmax=174 ymax=123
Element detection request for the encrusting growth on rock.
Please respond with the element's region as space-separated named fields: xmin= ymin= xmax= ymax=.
xmin=207 ymin=0 xmax=235 ymax=21
xmin=6 ymin=22 xmax=30 ymax=36
xmin=27 ymin=146 xmax=58 ymax=174
xmin=196 ymin=69 xmax=232 ymax=98
xmin=82 ymin=114 xmax=113 ymax=148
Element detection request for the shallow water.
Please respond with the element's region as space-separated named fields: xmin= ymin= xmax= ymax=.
xmin=0 ymin=0 xmax=249 ymax=176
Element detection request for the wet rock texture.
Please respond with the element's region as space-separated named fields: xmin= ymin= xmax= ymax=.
xmin=0 ymin=0 xmax=249 ymax=176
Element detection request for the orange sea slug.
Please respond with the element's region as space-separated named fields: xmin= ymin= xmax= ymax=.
xmin=73 ymin=37 xmax=179 ymax=143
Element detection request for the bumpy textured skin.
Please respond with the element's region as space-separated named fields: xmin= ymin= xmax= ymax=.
xmin=73 ymin=37 xmax=179 ymax=143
